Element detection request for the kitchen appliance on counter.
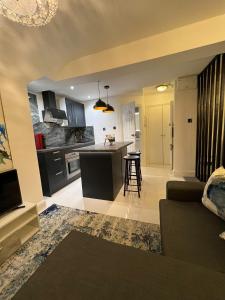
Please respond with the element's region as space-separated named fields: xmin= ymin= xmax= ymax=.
xmin=65 ymin=151 xmax=80 ymax=180
xmin=35 ymin=133 xmax=45 ymax=149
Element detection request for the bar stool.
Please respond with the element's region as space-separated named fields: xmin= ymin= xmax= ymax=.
xmin=123 ymin=155 xmax=141 ymax=198
xmin=128 ymin=151 xmax=142 ymax=181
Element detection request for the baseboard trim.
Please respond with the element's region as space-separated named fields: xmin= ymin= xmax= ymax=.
xmin=173 ymin=170 xmax=195 ymax=177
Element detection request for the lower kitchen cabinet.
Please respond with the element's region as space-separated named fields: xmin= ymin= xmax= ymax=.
xmin=37 ymin=150 xmax=67 ymax=197
xmin=37 ymin=142 xmax=95 ymax=197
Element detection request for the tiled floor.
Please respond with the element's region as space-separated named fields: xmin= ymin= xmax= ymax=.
xmin=44 ymin=166 xmax=183 ymax=224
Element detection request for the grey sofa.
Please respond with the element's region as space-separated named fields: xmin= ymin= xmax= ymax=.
xmin=160 ymin=181 xmax=225 ymax=273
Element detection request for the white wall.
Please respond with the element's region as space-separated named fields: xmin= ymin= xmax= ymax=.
xmin=36 ymin=92 xmax=44 ymax=122
xmin=173 ymin=76 xmax=197 ymax=177
xmin=56 ymin=95 xmax=67 ymax=111
xmin=85 ymin=99 xmax=123 ymax=144
xmin=1 ymin=78 xmax=44 ymax=210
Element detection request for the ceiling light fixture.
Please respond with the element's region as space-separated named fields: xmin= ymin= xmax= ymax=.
xmin=88 ymin=96 xmax=91 ymax=99
xmin=70 ymin=86 xmax=74 ymax=90
xmin=93 ymin=81 xmax=107 ymax=111
xmin=156 ymin=84 xmax=168 ymax=92
xmin=0 ymin=0 xmax=58 ymax=27
xmin=103 ymin=85 xmax=114 ymax=113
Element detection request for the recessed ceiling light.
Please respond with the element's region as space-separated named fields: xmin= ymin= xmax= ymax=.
xmin=156 ymin=84 xmax=168 ymax=92
xmin=88 ymin=96 xmax=91 ymax=99
xmin=70 ymin=86 xmax=74 ymax=90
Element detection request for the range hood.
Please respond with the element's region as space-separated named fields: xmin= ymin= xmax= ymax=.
xmin=43 ymin=108 xmax=68 ymax=124
xmin=42 ymin=91 xmax=68 ymax=125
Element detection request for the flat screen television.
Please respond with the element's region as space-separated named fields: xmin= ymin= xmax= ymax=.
xmin=0 ymin=169 xmax=22 ymax=215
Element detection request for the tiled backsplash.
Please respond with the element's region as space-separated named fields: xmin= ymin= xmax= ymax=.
xmin=33 ymin=123 xmax=94 ymax=148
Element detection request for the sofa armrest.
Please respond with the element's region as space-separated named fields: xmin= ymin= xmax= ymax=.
xmin=166 ymin=181 xmax=205 ymax=202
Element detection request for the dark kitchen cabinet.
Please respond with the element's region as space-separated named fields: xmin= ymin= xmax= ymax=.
xmin=37 ymin=142 xmax=94 ymax=197
xmin=37 ymin=149 xmax=67 ymax=196
xmin=66 ymin=99 xmax=86 ymax=127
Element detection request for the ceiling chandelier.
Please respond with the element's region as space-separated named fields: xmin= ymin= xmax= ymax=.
xmin=0 ymin=0 xmax=58 ymax=27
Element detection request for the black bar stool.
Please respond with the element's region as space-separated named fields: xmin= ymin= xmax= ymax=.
xmin=123 ymin=155 xmax=141 ymax=198
xmin=128 ymin=151 xmax=142 ymax=181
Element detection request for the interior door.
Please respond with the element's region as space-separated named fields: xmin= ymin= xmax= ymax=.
xmin=146 ymin=105 xmax=163 ymax=165
xmin=162 ymin=104 xmax=171 ymax=165
xmin=122 ymin=102 xmax=136 ymax=152
xmin=146 ymin=103 xmax=171 ymax=166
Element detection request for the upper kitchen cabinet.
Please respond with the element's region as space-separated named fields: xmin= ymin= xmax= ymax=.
xmin=66 ymin=98 xmax=86 ymax=127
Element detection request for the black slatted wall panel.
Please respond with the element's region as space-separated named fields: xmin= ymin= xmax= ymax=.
xmin=196 ymin=54 xmax=225 ymax=181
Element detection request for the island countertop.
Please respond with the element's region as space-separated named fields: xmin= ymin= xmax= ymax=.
xmin=76 ymin=141 xmax=133 ymax=152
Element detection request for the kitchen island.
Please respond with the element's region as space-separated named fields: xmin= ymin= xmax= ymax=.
xmin=76 ymin=142 xmax=133 ymax=200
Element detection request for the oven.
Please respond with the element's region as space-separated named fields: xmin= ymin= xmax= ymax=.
xmin=65 ymin=152 xmax=80 ymax=180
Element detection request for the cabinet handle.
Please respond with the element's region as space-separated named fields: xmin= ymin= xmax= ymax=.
xmin=54 ymin=158 xmax=62 ymax=161
xmin=55 ymin=171 xmax=63 ymax=176
xmin=53 ymin=151 xmax=60 ymax=154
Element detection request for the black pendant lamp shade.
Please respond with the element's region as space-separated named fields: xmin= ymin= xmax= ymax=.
xmin=93 ymin=81 xmax=107 ymax=110
xmin=103 ymin=85 xmax=115 ymax=113
xmin=93 ymin=98 xmax=107 ymax=110
xmin=103 ymin=104 xmax=115 ymax=113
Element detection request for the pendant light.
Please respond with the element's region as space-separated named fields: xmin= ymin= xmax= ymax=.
xmin=93 ymin=81 xmax=107 ymax=110
xmin=103 ymin=85 xmax=114 ymax=113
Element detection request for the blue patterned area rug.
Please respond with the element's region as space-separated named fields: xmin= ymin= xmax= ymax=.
xmin=0 ymin=204 xmax=161 ymax=299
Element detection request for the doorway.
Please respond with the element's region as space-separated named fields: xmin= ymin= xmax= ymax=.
xmin=146 ymin=103 xmax=172 ymax=167
xmin=122 ymin=102 xmax=136 ymax=152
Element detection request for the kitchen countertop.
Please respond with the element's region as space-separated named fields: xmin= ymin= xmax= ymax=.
xmin=76 ymin=141 xmax=133 ymax=152
xmin=36 ymin=141 xmax=95 ymax=153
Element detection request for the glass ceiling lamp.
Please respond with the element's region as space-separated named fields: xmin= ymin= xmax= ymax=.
xmin=156 ymin=84 xmax=168 ymax=92
xmin=0 ymin=0 xmax=58 ymax=27
xmin=93 ymin=81 xmax=107 ymax=111
xmin=103 ymin=85 xmax=114 ymax=113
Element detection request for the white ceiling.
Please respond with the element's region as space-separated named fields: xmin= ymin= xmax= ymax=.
xmin=28 ymin=40 xmax=225 ymax=101
xmin=27 ymin=58 xmax=204 ymax=100
xmin=2 ymin=0 xmax=225 ymax=79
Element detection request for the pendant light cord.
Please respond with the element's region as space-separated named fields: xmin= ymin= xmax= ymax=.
xmin=98 ymin=81 xmax=101 ymax=99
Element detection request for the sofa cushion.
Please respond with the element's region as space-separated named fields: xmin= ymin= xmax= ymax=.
xmin=220 ymin=232 xmax=225 ymax=240
xmin=13 ymin=230 xmax=225 ymax=300
xmin=160 ymin=199 xmax=225 ymax=273
xmin=167 ymin=181 xmax=205 ymax=202
xmin=202 ymin=167 xmax=225 ymax=221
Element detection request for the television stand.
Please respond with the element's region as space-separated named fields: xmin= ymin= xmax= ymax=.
xmin=0 ymin=202 xmax=40 ymax=265
xmin=15 ymin=204 xmax=26 ymax=210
